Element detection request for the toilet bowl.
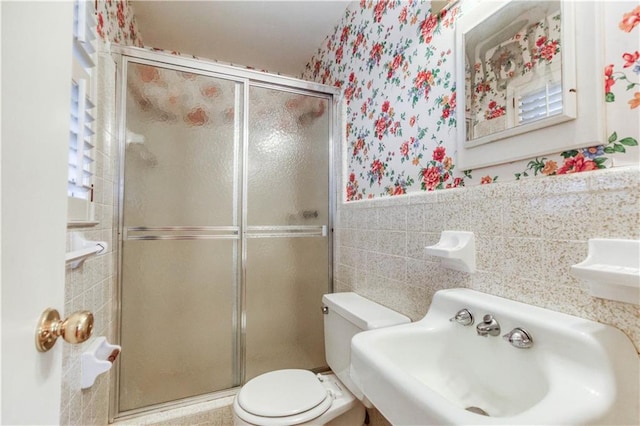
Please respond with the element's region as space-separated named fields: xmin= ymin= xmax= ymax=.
xmin=233 ymin=370 xmax=364 ymax=426
xmin=232 ymin=292 xmax=410 ymax=425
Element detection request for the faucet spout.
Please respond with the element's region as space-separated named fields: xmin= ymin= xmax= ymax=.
xmin=476 ymin=314 xmax=500 ymax=337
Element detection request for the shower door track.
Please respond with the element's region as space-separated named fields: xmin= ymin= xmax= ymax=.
xmin=110 ymin=45 xmax=340 ymax=421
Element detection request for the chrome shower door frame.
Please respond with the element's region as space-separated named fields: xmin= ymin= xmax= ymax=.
xmin=111 ymin=45 xmax=340 ymax=421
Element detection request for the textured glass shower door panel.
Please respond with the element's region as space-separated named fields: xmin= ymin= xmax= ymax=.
xmin=245 ymin=238 xmax=329 ymax=380
xmin=246 ymin=87 xmax=329 ymax=227
xmin=119 ymin=62 xmax=241 ymax=411
xmin=119 ymin=240 xmax=236 ymax=411
xmin=123 ymin=63 xmax=240 ymax=227
xmin=245 ymin=86 xmax=330 ymax=381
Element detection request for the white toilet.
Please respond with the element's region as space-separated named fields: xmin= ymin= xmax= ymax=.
xmin=233 ymin=292 xmax=411 ymax=425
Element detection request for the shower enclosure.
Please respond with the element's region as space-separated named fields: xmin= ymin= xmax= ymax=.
xmin=112 ymin=47 xmax=337 ymax=416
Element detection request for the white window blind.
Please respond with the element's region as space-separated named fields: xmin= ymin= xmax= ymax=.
xmin=518 ymin=81 xmax=563 ymax=125
xmin=68 ymin=0 xmax=96 ymax=221
xmin=68 ymin=79 xmax=95 ymax=198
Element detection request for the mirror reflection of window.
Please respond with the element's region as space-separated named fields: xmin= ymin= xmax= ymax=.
xmin=465 ymin=1 xmax=562 ymax=140
xmin=513 ymin=79 xmax=562 ymax=126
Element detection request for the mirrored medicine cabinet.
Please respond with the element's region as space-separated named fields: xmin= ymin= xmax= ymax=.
xmin=455 ymin=0 xmax=605 ymax=170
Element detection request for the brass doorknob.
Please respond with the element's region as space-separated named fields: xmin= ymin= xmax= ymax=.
xmin=36 ymin=308 xmax=94 ymax=352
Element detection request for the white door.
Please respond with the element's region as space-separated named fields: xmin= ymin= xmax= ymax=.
xmin=1 ymin=2 xmax=74 ymax=423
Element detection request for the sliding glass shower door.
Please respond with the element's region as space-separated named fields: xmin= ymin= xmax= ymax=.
xmin=119 ymin=62 xmax=242 ymax=412
xmin=117 ymin=56 xmax=332 ymax=414
xmin=244 ymin=86 xmax=330 ymax=380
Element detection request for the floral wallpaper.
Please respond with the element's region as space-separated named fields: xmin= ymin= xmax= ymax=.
xmin=95 ymin=0 xmax=144 ymax=47
xmin=302 ymin=0 xmax=639 ymax=201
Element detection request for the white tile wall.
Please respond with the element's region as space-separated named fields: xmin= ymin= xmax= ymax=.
xmin=335 ymin=166 xmax=640 ymax=351
xmin=60 ymin=49 xmax=117 ymax=426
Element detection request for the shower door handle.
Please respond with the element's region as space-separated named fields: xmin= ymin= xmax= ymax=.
xmin=124 ymin=226 xmax=240 ymax=241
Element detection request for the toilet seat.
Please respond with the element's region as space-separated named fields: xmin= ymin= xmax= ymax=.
xmin=234 ymin=369 xmax=333 ymax=425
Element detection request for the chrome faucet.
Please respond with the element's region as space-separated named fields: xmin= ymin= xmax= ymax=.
xmin=476 ymin=314 xmax=500 ymax=337
xmin=503 ymin=327 xmax=534 ymax=349
xmin=449 ymin=309 xmax=474 ymax=326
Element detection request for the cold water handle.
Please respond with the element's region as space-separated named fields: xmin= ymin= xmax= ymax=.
xmin=449 ymin=308 xmax=474 ymax=326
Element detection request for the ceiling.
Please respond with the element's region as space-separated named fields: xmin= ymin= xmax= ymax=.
xmin=131 ymin=0 xmax=354 ymax=77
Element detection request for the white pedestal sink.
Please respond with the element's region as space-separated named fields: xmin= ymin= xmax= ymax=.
xmin=350 ymin=289 xmax=639 ymax=425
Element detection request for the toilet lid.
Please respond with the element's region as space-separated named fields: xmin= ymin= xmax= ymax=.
xmin=238 ymin=369 xmax=329 ymax=417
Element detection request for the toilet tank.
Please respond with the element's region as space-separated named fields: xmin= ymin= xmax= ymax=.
xmin=322 ymin=292 xmax=410 ymax=400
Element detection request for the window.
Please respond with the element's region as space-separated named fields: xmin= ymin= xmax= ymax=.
xmin=515 ymin=80 xmax=563 ymax=125
xmin=505 ymin=64 xmax=563 ymax=130
xmin=68 ymin=0 xmax=96 ymax=223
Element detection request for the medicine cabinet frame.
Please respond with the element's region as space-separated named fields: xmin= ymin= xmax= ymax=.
xmin=455 ymin=0 xmax=605 ymax=171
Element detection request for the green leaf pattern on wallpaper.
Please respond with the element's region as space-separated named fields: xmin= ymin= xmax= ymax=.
xmin=517 ymin=4 xmax=640 ymax=180
xmin=302 ymin=0 xmax=640 ymax=200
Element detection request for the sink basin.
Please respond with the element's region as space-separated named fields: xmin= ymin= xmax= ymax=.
xmin=350 ymin=289 xmax=639 ymax=425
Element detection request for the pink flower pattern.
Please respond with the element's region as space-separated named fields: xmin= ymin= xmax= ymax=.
xmin=302 ymin=1 xmax=638 ymax=199
xmin=95 ymin=0 xmax=144 ymax=47
xmin=303 ymin=1 xmax=463 ymax=200
xmin=97 ymin=0 xmax=639 ymax=201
